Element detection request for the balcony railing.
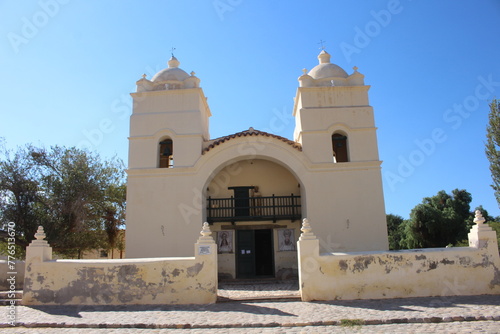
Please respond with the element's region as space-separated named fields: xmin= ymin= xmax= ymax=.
xmin=207 ymin=194 xmax=301 ymax=223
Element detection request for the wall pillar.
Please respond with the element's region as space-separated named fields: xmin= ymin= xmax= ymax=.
xmin=195 ymin=222 xmax=218 ymax=297
xmin=25 ymin=226 xmax=52 ymax=263
xmin=468 ymin=210 xmax=499 ymax=253
xmin=297 ymin=218 xmax=320 ymax=301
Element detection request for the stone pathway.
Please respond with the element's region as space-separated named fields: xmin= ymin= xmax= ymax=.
xmin=1 ymin=281 xmax=499 ymax=333
xmin=217 ymin=279 xmax=300 ymax=301
xmin=3 ymin=321 xmax=500 ymax=333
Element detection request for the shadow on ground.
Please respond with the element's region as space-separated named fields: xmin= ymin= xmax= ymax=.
xmin=24 ymin=294 xmax=500 ymax=319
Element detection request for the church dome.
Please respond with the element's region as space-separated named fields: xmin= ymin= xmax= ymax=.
xmin=152 ymin=56 xmax=190 ymax=82
xmin=308 ymin=50 xmax=348 ymax=79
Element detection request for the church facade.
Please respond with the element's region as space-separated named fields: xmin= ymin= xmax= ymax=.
xmin=125 ymin=50 xmax=389 ymax=280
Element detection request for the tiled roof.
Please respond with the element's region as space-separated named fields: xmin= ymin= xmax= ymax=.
xmin=203 ymin=127 xmax=302 ymax=154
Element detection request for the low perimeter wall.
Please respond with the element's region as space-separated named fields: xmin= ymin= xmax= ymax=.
xmin=0 ymin=260 xmax=25 ymax=290
xmin=22 ymin=224 xmax=217 ymax=305
xmin=298 ymin=214 xmax=500 ymax=301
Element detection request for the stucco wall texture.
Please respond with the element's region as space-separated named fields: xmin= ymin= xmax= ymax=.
xmin=22 ymin=225 xmax=217 ymax=305
xmin=298 ymin=218 xmax=500 ymax=301
xmin=22 ymin=216 xmax=500 ymax=305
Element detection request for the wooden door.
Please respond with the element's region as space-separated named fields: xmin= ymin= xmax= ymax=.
xmin=236 ymin=230 xmax=255 ymax=278
xmin=236 ymin=229 xmax=274 ymax=278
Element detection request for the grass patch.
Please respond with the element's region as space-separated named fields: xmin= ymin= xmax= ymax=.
xmin=340 ymin=319 xmax=364 ymax=327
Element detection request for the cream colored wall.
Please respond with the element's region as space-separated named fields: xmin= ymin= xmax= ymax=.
xmin=207 ymin=159 xmax=300 ymax=198
xmin=217 ymin=252 xmax=235 ymax=279
xmin=294 ymin=86 xmax=370 ymax=110
xmin=24 ymin=257 xmax=217 ymax=305
xmin=126 ymin=137 xmax=309 ymax=258
xmin=303 ymin=165 xmax=388 ymax=252
xmin=0 ymin=260 xmax=24 ymax=290
xmin=298 ymin=221 xmax=500 ymax=301
xmin=126 ymin=133 xmax=388 ymax=258
xmin=23 ymin=227 xmax=217 ymax=305
xmin=126 ymin=63 xmax=389 ymax=259
xmin=129 ymin=88 xmax=210 ymax=170
xmin=81 ymin=247 xmax=125 ymax=260
xmin=125 ymin=171 xmax=203 ymax=258
xmin=295 ymin=105 xmax=379 ymax=164
xmin=289 ymin=75 xmax=388 ymax=252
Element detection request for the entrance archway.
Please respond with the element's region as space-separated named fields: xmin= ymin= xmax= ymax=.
xmin=203 ymin=158 xmax=303 ymax=280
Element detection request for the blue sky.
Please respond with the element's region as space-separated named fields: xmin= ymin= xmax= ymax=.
xmin=1 ymin=0 xmax=499 ymax=219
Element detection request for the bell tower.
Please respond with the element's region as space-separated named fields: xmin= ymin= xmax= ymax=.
xmin=129 ymin=55 xmax=211 ymax=169
xmin=293 ymin=50 xmax=380 ymax=165
xmin=126 ymin=55 xmax=212 ymax=258
xmin=292 ymin=50 xmax=389 ymax=252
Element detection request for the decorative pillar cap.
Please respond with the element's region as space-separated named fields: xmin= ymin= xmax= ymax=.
xmin=28 ymin=225 xmax=51 ymax=249
xmin=34 ymin=226 xmax=46 ymax=241
xmin=299 ymin=218 xmax=317 ymax=241
xmin=474 ymin=210 xmax=486 ymax=225
xmin=200 ymin=222 xmax=212 ymax=237
xmin=197 ymin=222 xmax=215 ymax=244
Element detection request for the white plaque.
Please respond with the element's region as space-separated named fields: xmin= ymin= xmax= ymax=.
xmin=198 ymin=245 xmax=211 ymax=255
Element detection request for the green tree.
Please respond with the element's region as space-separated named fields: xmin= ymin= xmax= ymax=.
xmin=386 ymin=214 xmax=405 ymax=250
xmin=0 ymin=145 xmax=126 ymax=258
xmin=400 ymin=189 xmax=471 ymax=249
xmin=486 ymin=99 xmax=500 ymax=209
xmin=32 ymin=146 xmax=126 ymax=258
xmin=101 ymin=182 xmax=126 ymax=258
xmin=0 ymin=146 xmax=45 ymax=252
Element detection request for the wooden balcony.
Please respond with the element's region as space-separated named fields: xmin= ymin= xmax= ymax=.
xmin=207 ymin=194 xmax=301 ymax=224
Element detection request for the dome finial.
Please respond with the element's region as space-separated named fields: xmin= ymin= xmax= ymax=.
xmin=168 ymin=56 xmax=180 ymax=68
xmin=167 ymin=47 xmax=180 ymax=68
xmin=318 ymin=49 xmax=331 ymax=64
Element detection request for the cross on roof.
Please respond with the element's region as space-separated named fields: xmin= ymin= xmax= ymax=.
xmin=318 ymin=39 xmax=326 ymax=50
xmin=170 ymin=47 xmax=176 ymax=57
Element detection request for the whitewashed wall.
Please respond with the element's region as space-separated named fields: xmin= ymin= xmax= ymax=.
xmin=298 ymin=214 xmax=500 ymax=301
xmin=22 ymin=224 xmax=217 ymax=305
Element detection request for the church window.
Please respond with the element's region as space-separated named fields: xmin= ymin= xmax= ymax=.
xmin=332 ymin=133 xmax=348 ymax=163
xmin=159 ymin=139 xmax=173 ymax=168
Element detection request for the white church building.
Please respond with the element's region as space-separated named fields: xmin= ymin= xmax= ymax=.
xmin=125 ymin=50 xmax=389 ymax=280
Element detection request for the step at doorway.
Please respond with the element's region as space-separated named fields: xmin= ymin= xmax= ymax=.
xmin=236 ymin=229 xmax=274 ymax=279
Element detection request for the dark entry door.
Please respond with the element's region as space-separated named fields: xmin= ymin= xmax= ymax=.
xmin=229 ymin=186 xmax=254 ymax=217
xmin=236 ymin=229 xmax=274 ymax=279
xmin=236 ymin=230 xmax=254 ymax=278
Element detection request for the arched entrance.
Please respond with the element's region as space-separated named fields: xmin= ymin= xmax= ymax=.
xmin=204 ymin=158 xmax=303 ymax=280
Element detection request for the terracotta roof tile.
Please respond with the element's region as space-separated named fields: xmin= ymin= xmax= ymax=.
xmin=203 ymin=127 xmax=302 ymax=154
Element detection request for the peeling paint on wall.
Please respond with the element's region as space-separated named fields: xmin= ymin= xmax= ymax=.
xmin=22 ymin=224 xmax=218 ymax=306
xmin=187 ymin=262 xmax=204 ymax=277
xmin=490 ymin=265 xmax=500 ymax=288
xmin=300 ymin=239 xmax=500 ymax=301
xmin=440 ymin=258 xmax=455 ymax=265
xmin=23 ymin=252 xmax=217 ymax=305
xmin=352 ymin=256 xmax=374 ymax=273
xmin=338 ymin=260 xmax=348 ymax=271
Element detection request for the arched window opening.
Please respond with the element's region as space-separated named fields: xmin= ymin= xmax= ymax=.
xmin=159 ymin=139 xmax=173 ymax=168
xmin=332 ymin=133 xmax=348 ymax=163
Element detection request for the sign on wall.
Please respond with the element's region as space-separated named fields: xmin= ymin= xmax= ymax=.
xmin=198 ymin=245 xmax=211 ymax=255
